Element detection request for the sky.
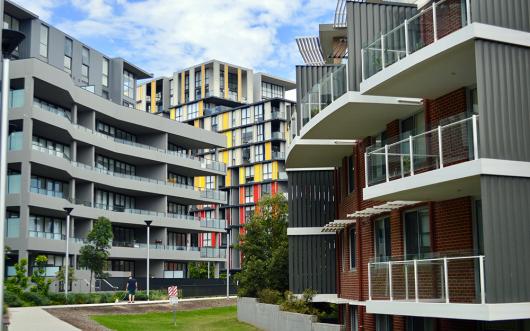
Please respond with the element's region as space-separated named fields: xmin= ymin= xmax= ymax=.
xmin=13 ymin=0 xmax=336 ymax=81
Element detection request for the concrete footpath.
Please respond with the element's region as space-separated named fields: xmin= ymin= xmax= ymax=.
xmin=8 ymin=296 xmax=237 ymax=331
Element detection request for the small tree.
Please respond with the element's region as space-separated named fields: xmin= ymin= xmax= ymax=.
xmin=235 ymin=194 xmax=288 ymax=297
xmin=188 ymin=262 xmax=214 ymax=279
xmin=55 ymin=266 xmax=76 ymax=291
xmin=5 ymin=258 xmax=28 ymax=295
xmin=30 ymin=255 xmax=52 ymax=295
xmin=78 ymin=217 xmax=113 ymax=292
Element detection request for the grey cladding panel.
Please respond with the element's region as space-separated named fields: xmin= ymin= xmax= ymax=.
xmin=471 ymin=0 xmax=530 ymax=32
xmin=475 ymin=40 xmax=530 ymax=162
xmin=347 ymin=2 xmax=417 ymax=91
xmin=289 ymin=236 xmax=336 ymax=294
xmin=480 ymin=176 xmax=530 ymax=303
xmin=288 ymin=170 xmax=336 ymax=228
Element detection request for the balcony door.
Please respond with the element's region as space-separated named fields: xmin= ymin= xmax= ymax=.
xmin=403 ymin=208 xmax=431 ymax=259
xmin=374 ymin=217 xmax=391 ymax=262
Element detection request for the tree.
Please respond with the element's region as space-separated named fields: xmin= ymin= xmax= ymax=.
xmin=5 ymin=258 xmax=28 ymax=295
xmin=235 ymin=194 xmax=288 ymax=297
xmin=188 ymin=262 xmax=215 ymax=279
xmin=30 ymin=255 xmax=52 ymax=295
xmin=55 ymin=266 xmax=76 ymax=291
xmin=78 ymin=217 xmax=113 ymax=292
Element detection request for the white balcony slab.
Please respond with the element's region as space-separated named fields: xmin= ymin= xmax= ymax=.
xmin=363 ymin=158 xmax=530 ymax=201
xmin=286 ymin=136 xmax=355 ymax=168
xmin=360 ymin=23 xmax=530 ymax=99
xmin=301 ymin=92 xmax=422 ymax=140
xmin=366 ymin=300 xmax=530 ymax=321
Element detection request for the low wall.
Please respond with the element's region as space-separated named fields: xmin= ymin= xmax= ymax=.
xmin=237 ymin=297 xmax=343 ymax=331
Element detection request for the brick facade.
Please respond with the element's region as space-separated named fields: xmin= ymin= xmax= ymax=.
xmin=336 ymin=88 xmax=478 ymax=330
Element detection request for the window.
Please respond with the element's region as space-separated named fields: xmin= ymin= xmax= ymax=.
xmin=108 ymin=260 xmax=135 ymax=273
xmin=6 ymin=211 xmax=19 ymax=238
xmin=102 ymin=58 xmax=109 ymax=87
xmin=168 ymin=232 xmax=187 ymax=248
xmin=62 ymin=38 xmax=73 ymax=73
xmin=263 ymin=163 xmax=272 ymax=180
xmin=376 ymin=315 xmax=392 ymax=331
xmin=242 ymin=127 xmax=253 ymax=144
xmin=175 ymin=107 xmax=184 ymax=121
xmin=187 ymin=102 xmax=199 ymax=119
xmin=96 ymin=121 xmax=136 ymax=142
xmin=347 ymin=155 xmax=355 ymax=194
xmin=406 ymin=317 xmax=434 ymax=331
xmin=31 ymin=175 xmax=69 ymax=198
xmin=195 ymin=69 xmax=201 ymax=100
xmin=254 ymin=104 xmax=264 ymax=122
xmin=261 ymin=82 xmax=284 ymax=99
xmin=168 ymin=172 xmax=192 ymax=186
xmin=404 ymin=208 xmax=431 ymax=259
xmin=29 ymin=214 xmax=65 ymax=239
xmin=203 ymin=233 xmax=212 ymax=247
xmin=374 ymin=217 xmax=391 ymax=262
xmin=96 ymin=154 xmax=136 ymax=176
xmin=245 ymin=206 xmax=255 ymax=221
xmin=211 ymin=116 xmax=218 ymax=131
xmin=184 ymin=73 xmax=189 ymax=102
xmin=81 ymin=47 xmax=90 ymax=83
xmin=257 ymin=124 xmax=264 ymax=142
xmin=350 ymin=306 xmax=358 ymax=331
xmin=32 ymin=135 xmax=71 ymax=160
xmin=205 ymin=176 xmax=215 ymax=190
xmin=228 ymin=72 xmax=238 ymax=100
xmin=39 ymin=24 xmax=49 ymax=58
xmin=241 ymin=107 xmax=250 ymax=125
xmin=95 ymin=189 xmax=135 ymax=211
xmin=123 ymin=70 xmax=134 ymax=98
xmin=255 ymin=144 xmax=264 ymax=162
xmin=3 ymin=14 xmax=20 ymax=31
xmin=349 ymin=226 xmax=356 ymax=270
xmin=261 ymin=183 xmax=271 ymax=196
xmin=245 ymin=186 xmax=254 ymax=204
xmin=168 ymin=202 xmax=187 ymax=215
xmin=245 ymin=166 xmax=254 ymax=182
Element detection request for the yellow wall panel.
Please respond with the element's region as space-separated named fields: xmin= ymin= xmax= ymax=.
xmin=201 ymin=64 xmax=206 ymax=98
xmin=170 ymin=109 xmax=176 ymax=120
xmin=272 ymin=161 xmax=278 ymax=180
xmin=237 ymin=68 xmax=242 ymax=102
xmin=224 ymin=64 xmax=229 ymax=99
xmin=194 ymin=176 xmax=205 ymax=189
xmin=222 ymin=151 xmax=229 ymax=164
xmin=222 ymin=113 xmax=229 ymax=130
xmin=150 ymin=81 xmax=156 ymax=113
xmin=194 ymin=119 xmax=199 ymax=128
xmin=265 ymin=142 xmax=272 ymax=160
xmin=239 ymin=166 xmax=245 ymax=185
xmin=254 ymin=163 xmax=262 ymax=182
xmin=180 ymin=72 xmax=186 ymax=104
xmin=226 ymin=131 xmax=232 ymax=148
xmin=199 ymin=101 xmax=204 ymax=117
xmin=226 ymin=170 xmax=231 ymax=187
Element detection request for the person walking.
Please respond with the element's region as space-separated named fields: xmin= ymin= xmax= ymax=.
xmin=126 ymin=273 xmax=138 ymax=303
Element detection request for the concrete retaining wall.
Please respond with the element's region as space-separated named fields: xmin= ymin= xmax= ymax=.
xmin=237 ymin=297 xmax=343 ymax=331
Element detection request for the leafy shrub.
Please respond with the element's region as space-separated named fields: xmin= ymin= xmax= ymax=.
xmin=4 ymin=290 xmax=24 ymax=307
xmin=280 ymin=289 xmax=319 ymax=316
xmin=21 ymin=291 xmax=50 ymax=306
xmin=258 ymin=288 xmax=282 ymax=304
xmin=47 ymin=293 xmax=67 ymax=305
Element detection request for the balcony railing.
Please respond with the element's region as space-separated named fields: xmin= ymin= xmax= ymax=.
xmin=30 ymin=187 xmax=69 ymax=199
xmin=300 ymin=64 xmax=347 ymax=127
xmin=365 ymin=115 xmax=478 ymax=187
xmin=271 ymin=131 xmax=285 ymax=140
xmin=94 ymin=203 xmax=165 ymax=217
xmin=113 ymin=241 xmax=200 ymax=252
xmin=200 ymin=247 xmax=227 ymax=259
xmin=362 ymin=0 xmax=471 ymax=80
xmin=34 ymin=102 xmax=226 ymax=173
xmin=271 ymin=112 xmax=287 ymax=120
xmin=28 ymin=230 xmax=65 ymax=240
xmin=8 ymin=132 xmax=23 ymax=151
xmin=200 ymin=219 xmax=227 ymax=230
xmin=368 ymin=253 xmax=485 ymax=304
xmin=271 ymin=151 xmax=285 ymax=160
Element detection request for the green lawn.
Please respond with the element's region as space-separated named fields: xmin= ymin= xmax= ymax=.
xmin=92 ymin=305 xmax=259 ymax=331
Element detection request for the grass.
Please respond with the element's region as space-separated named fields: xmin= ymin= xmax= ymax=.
xmin=92 ymin=305 xmax=259 ymax=331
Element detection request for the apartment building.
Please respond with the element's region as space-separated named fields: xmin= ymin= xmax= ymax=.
xmin=3 ymin=0 xmax=229 ymax=291
xmin=287 ymin=0 xmax=530 ymax=330
xmin=137 ymin=60 xmax=295 ymax=269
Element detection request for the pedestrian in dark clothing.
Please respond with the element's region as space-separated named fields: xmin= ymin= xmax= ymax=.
xmin=126 ymin=273 xmax=138 ymax=303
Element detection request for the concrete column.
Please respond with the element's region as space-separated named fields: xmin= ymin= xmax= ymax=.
xmin=214 ymin=262 xmax=220 ymax=279
xmin=186 ymin=233 xmax=191 ymax=251
xmin=71 ymin=104 xmax=78 ymax=124
xmin=22 ymin=116 xmax=33 ymax=154
xmin=212 ymin=62 xmax=220 ymax=98
xmin=18 ymin=249 xmax=29 ymax=276
xmin=71 ymin=140 xmax=77 ymax=162
xmin=24 ymin=76 xmax=34 ymax=113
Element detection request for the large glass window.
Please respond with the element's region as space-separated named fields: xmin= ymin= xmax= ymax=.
xmin=404 ymin=208 xmax=431 ymax=259
xmin=257 ymin=124 xmax=264 ymax=142
xmin=81 ymin=47 xmax=90 ymax=83
xmin=168 ymin=202 xmax=187 ymax=215
xmin=32 ymin=136 xmax=71 ymax=160
xmin=102 ymin=58 xmax=109 ymax=87
xmin=261 ymin=183 xmax=271 ymax=196
xmin=95 ymin=189 xmax=135 ymax=211
xmin=245 ymin=166 xmax=254 ymax=182
xmin=203 ymin=233 xmax=212 ymax=247
xmin=245 ymin=186 xmax=253 ymax=203
xmin=168 ymin=172 xmax=192 ymax=186
xmin=187 ymin=102 xmax=199 ymax=119
xmin=242 ymin=127 xmax=253 ymax=144
xmin=350 ymin=306 xmax=358 ymax=331
xmin=6 ymin=211 xmax=20 ymax=238
xmin=96 ymin=121 xmax=136 ymax=142
xmin=108 ymin=260 xmax=135 ymax=273
xmin=255 ymin=145 xmax=264 ymax=162
xmin=31 ymin=175 xmax=69 ymax=198
xmin=349 ymin=226 xmax=356 ymax=270
xmin=374 ymin=217 xmax=391 ymax=262
xmin=406 ymin=317 xmax=434 ymax=331
xmin=123 ymin=70 xmax=135 ymax=98
xmin=39 ymin=24 xmax=49 ymax=58
xmin=254 ymin=104 xmax=264 ymax=122
xmin=376 ymin=315 xmax=392 ymax=331
xmin=96 ymin=154 xmax=136 ymax=176
xmin=195 ymin=69 xmax=201 ymax=100
xmin=205 ymin=176 xmax=215 ymax=190
xmin=261 ymin=82 xmax=284 ymax=99
xmin=29 ymin=214 xmax=65 ymax=240
xmin=64 ymin=38 xmax=73 ymax=74
xmin=263 ymin=163 xmax=272 ymax=180
xmin=241 ymin=107 xmax=251 ymax=125
xmin=3 ymin=14 xmax=20 ymax=31
xmin=168 ymin=232 xmax=187 ymax=247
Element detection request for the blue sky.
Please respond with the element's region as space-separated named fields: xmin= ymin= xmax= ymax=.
xmin=14 ymin=0 xmax=336 ymax=81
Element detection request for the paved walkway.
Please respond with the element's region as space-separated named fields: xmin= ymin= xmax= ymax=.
xmin=9 ymin=307 xmax=81 ymax=331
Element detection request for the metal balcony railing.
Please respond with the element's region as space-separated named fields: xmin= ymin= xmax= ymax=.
xmin=271 ymin=151 xmax=286 ymax=160
xmin=200 ymin=219 xmax=227 ymax=230
xmin=200 ymin=247 xmax=227 ymax=259
xmin=362 ymin=0 xmax=471 ymax=80
xmin=94 ymin=203 xmax=165 ymax=217
xmin=28 ymin=230 xmax=65 ymax=240
xmin=33 ymin=101 xmax=226 ymax=173
xmin=271 ymin=112 xmax=287 ymax=120
xmin=271 ymin=131 xmax=285 ymax=140
xmin=365 ymin=115 xmax=478 ymax=187
xmin=31 ymin=144 xmax=226 ymax=202
xmin=368 ymin=253 xmax=485 ymax=304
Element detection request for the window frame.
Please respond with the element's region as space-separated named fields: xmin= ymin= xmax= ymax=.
xmin=349 ymin=226 xmax=356 ymax=271
xmin=39 ymin=24 xmax=49 ymax=58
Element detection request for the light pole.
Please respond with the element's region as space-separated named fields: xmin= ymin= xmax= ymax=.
xmin=0 ymin=28 xmax=25 ymax=317
xmin=144 ymin=220 xmax=152 ymax=301
xmin=225 ymin=225 xmax=230 ymax=299
xmin=63 ymin=207 xmax=74 ymax=298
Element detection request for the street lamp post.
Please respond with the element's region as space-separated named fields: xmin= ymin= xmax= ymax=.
xmin=63 ymin=207 xmax=74 ymax=298
xmin=0 ymin=28 xmax=25 ymax=317
xmin=225 ymin=226 xmax=230 ymax=299
xmin=144 ymin=220 xmax=152 ymax=301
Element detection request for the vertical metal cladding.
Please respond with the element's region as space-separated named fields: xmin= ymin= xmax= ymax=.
xmin=347 ymin=1 xmax=417 ymax=91
xmin=475 ymin=40 xmax=530 ymax=162
xmin=480 ymin=175 xmax=530 ymax=303
xmin=471 ymin=0 xmax=530 ymax=32
xmin=288 ymin=171 xmax=336 ymax=294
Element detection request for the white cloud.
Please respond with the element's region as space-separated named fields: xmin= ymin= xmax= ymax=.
xmin=15 ymin=0 xmax=336 ymax=79
xmin=10 ymin=0 xmax=64 ymax=21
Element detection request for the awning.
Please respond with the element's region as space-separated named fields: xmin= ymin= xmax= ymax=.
xmin=296 ymin=36 xmax=325 ymax=66
xmin=322 ymin=200 xmax=422 ymax=232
